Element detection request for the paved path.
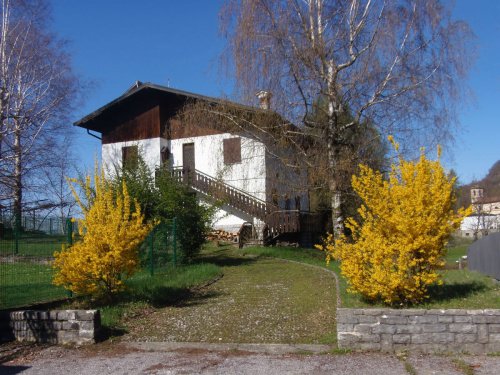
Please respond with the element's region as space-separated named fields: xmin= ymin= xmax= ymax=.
xmin=2 ymin=341 xmax=500 ymax=374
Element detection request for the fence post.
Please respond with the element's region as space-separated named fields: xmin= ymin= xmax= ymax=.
xmin=14 ymin=223 xmax=19 ymax=255
xmin=66 ymin=218 xmax=73 ymax=246
xmin=65 ymin=219 xmax=74 ymax=298
xmin=172 ymin=217 xmax=177 ymax=267
xmin=148 ymin=228 xmax=154 ymax=276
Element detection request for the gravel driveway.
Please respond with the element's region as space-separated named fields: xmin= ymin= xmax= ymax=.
xmin=2 ymin=341 xmax=500 ymax=375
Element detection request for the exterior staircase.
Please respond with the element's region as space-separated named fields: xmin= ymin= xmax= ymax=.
xmin=172 ymin=167 xmax=300 ymax=244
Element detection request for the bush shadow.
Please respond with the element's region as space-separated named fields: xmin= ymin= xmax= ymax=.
xmin=196 ymin=246 xmax=257 ymax=267
xmin=198 ymin=254 xmax=256 ymax=267
xmin=427 ymin=281 xmax=487 ymax=302
xmin=96 ymin=325 xmax=127 ymax=342
xmin=131 ymin=286 xmax=223 ymax=308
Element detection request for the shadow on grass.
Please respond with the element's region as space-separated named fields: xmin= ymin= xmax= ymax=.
xmin=128 ymin=286 xmax=223 ymax=308
xmin=96 ymin=325 xmax=128 ymax=342
xmin=427 ymin=281 xmax=487 ymax=302
xmin=196 ymin=246 xmax=257 ymax=267
xmin=199 ymin=254 xmax=256 ymax=267
xmin=88 ymin=286 xmax=219 ymax=310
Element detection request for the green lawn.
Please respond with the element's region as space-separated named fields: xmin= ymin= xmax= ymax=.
xmin=242 ymin=239 xmax=500 ymax=309
xmin=0 ymin=235 xmax=68 ymax=258
xmin=0 ymin=262 xmax=68 ymax=310
xmin=0 ymin=257 xmax=220 ymax=313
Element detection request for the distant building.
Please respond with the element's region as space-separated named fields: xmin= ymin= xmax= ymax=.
xmin=460 ymin=187 xmax=500 ymax=238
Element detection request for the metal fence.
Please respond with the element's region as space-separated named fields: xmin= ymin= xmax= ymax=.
xmin=143 ymin=219 xmax=178 ymax=275
xmin=468 ymin=232 xmax=500 ymax=280
xmin=0 ymin=218 xmax=177 ymax=310
xmin=0 ymin=218 xmax=74 ymax=310
xmin=0 ymin=213 xmax=77 ymax=236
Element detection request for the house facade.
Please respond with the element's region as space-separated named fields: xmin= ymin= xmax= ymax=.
xmin=75 ymin=82 xmax=310 ymax=238
xmin=460 ymin=187 xmax=500 ymax=238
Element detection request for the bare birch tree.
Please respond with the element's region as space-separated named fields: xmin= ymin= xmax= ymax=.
xmin=0 ymin=0 xmax=79 ymax=230
xmin=220 ymin=0 xmax=475 ymax=234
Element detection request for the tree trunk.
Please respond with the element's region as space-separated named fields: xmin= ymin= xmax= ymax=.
xmin=327 ymin=60 xmax=343 ymax=237
xmin=329 ymin=176 xmax=343 ymax=237
xmin=13 ymin=123 xmax=21 ymax=234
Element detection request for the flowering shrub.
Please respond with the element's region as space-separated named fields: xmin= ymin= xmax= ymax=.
xmin=316 ymin=137 xmax=471 ymax=305
xmin=53 ymin=167 xmax=153 ymax=300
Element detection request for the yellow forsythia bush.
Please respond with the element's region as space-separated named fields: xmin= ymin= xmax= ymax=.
xmin=317 ymin=137 xmax=471 ymax=305
xmin=53 ymin=167 xmax=153 ymax=299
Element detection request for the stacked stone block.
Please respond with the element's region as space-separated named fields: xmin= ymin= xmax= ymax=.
xmin=337 ymin=308 xmax=500 ymax=353
xmin=0 ymin=310 xmax=100 ymax=345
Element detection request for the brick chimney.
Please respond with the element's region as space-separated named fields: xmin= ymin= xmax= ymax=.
xmin=256 ymin=90 xmax=272 ymax=110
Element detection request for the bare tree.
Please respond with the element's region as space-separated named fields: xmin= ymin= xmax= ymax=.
xmin=0 ymin=0 xmax=79 ymax=231
xmin=35 ymin=137 xmax=78 ymax=233
xmin=220 ymin=0 xmax=475 ymax=234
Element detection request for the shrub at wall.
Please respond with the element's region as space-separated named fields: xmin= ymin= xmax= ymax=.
xmin=53 ymin=167 xmax=153 ymax=300
xmin=317 ymin=137 xmax=471 ymax=305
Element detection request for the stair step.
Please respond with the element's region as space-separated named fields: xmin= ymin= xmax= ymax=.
xmin=241 ymin=240 xmax=263 ymax=248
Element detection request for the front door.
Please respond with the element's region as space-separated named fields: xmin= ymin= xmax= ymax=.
xmin=182 ymin=143 xmax=195 ymax=183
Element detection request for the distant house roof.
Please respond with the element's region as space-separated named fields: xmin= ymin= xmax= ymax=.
xmin=74 ymin=81 xmax=262 ymax=133
xmin=473 ymin=197 xmax=500 ymax=205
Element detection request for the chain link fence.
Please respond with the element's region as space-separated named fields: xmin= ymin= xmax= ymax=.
xmin=0 ymin=218 xmax=177 ymax=310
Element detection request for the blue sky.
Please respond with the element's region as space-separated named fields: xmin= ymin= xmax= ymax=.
xmin=51 ymin=0 xmax=499 ymax=185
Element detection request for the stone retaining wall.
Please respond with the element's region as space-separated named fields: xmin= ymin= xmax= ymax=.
xmin=337 ymin=308 xmax=500 ymax=353
xmin=0 ymin=310 xmax=100 ymax=345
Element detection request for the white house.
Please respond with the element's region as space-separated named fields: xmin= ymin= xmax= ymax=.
xmin=75 ymin=82 xmax=310 ymax=241
xmin=460 ymin=215 xmax=499 ymax=238
xmin=460 ymin=187 xmax=500 ymax=238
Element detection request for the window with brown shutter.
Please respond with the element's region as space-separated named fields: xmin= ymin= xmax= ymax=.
xmin=122 ymin=145 xmax=138 ymax=169
xmin=223 ymin=138 xmax=241 ymax=164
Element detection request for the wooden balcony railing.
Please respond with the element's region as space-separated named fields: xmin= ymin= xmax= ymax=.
xmin=172 ymin=167 xmax=300 ymax=236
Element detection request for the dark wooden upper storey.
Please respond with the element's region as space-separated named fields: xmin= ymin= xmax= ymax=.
xmin=74 ymin=82 xmax=236 ymax=145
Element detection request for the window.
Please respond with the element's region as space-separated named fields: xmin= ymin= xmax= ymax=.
xmin=223 ymin=138 xmax=241 ymax=164
xmin=122 ymin=145 xmax=138 ymax=169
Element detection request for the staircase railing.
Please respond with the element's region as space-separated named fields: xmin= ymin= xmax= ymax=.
xmin=172 ymin=167 xmax=300 ymax=236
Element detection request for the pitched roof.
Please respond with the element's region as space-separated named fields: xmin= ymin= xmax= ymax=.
xmin=74 ymin=81 xmax=262 ymax=132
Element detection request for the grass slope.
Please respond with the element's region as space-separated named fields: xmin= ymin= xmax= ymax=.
xmin=121 ymin=245 xmax=338 ymax=344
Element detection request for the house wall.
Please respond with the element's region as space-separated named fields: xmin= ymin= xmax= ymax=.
xmin=459 ymin=215 xmax=500 ymax=238
xmin=481 ymin=202 xmax=500 ymax=216
xmin=170 ymin=133 xmax=267 ymax=199
xmin=101 ymin=137 xmax=168 ymax=177
xmin=170 ymin=133 xmax=267 ymax=233
xmin=265 ymin=149 xmax=310 ymax=211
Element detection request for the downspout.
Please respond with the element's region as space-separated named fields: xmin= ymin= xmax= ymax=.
xmin=86 ymin=129 xmax=102 ymax=140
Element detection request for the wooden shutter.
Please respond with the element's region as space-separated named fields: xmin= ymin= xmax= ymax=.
xmin=223 ymin=138 xmax=241 ymax=164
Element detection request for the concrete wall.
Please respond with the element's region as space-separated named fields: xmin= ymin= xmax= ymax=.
xmin=0 ymin=310 xmax=101 ymax=345
xmin=102 ymin=137 xmax=168 ymax=177
xmin=337 ymin=308 xmax=500 ymax=353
